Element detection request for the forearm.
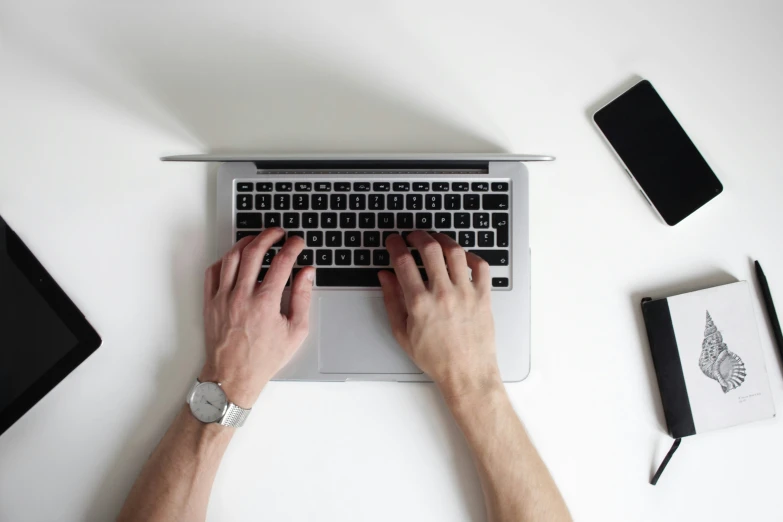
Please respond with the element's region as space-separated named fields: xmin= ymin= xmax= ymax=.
xmin=444 ymin=380 xmax=571 ymax=522
xmin=117 ymin=406 xmax=234 ymax=522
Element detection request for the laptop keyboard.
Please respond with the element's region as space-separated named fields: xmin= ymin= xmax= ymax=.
xmin=234 ymin=179 xmax=511 ymax=289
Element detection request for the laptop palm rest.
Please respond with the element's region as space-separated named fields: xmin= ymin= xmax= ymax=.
xmin=318 ymin=295 xmax=422 ymax=375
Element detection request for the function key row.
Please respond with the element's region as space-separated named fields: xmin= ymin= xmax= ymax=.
xmin=239 ymin=181 xmax=510 ymax=193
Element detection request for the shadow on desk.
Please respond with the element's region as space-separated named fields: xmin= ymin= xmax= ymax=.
xmin=630 ymin=269 xmax=739 ymax=435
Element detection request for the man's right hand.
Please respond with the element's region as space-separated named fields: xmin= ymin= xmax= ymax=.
xmin=378 ymin=231 xmax=503 ymax=400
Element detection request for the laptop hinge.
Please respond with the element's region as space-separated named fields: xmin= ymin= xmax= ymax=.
xmin=253 ymin=159 xmax=489 ymax=174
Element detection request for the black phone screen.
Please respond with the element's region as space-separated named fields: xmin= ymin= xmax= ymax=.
xmin=593 ymin=80 xmax=723 ymax=225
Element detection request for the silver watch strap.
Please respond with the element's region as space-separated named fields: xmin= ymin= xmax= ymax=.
xmin=219 ymin=403 xmax=251 ymax=427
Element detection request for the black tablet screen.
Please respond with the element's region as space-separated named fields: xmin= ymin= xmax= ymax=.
xmin=0 ymin=234 xmax=78 ymax=412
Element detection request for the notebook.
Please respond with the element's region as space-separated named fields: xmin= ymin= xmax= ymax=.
xmin=642 ymin=281 xmax=776 ymax=439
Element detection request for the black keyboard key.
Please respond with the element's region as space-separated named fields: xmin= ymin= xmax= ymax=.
xmin=492 ymin=213 xmax=509 ymax=247
xmin=283 ymin=213 xmax=299 ymax=228
xmin=478 ymin=231 xmax=494 ymax=247
xmin=471 ymin=182 xmax=489 ymax=192
xmin=434 ymin=213 xmax=451 ymax=228
xmin=359 ymin=213 xmax=376 ymax=229
xmin=369 ymin=194 xmax=385 ymax=210
xmin=236 ymin=231 xmax=258 ymax=242
xmin=483 ymin=194 xmax=509 ymax=210
xmin=320 ymin=212 xmax=338 ymax=228
xmin=237 ymin=182 xmax=253 ymax=192
xmin=326 ymin=231 xmax=342 ymax=247
xmin=393 ymin=182 xmax=410 ymax=192
xmin=406 ymin=194 xmax=423 ymax=210
xmin=296 ymin=182 xmax=312 ymax=192
xmin=373 ymin=182 xmax=391 ymax=191
xmin=401 ymin=231 xmax=414 ymax=241
xmin=256 ymin=182 xmax=273 ymax=192
xmin=353 ymin=182 xmax=371 ymax=192
xmin=459 ymin=231 xmax=475 ymax=247
xmin=274 ymin=194 xmax=291 ymax=210
xmin=382 ymin=231 xmax=397 ymax=245
xmin=469 ymin=250 xmax=509 ymax=266
xmin=397 ymin=213 xmax=413 ymax=229
xmin=257 ymin=267 xmax=270 ymax=282
xmin=334 ymin=182 xmax=351 ymax=192
xmin=264 ymin=213 xmax=281 ymax=228
xmin=335 ymin=249 xmax=352 ymax=265
xmin=364 ymin=231 xmax=381 ymax=248
xmin=464 ymin=194 xmax=480 ymax=210
xmin=425 ymin=194 xmax=442 ymax=210
xmin=440 ymin=231 xmax=457 ymax=240
xmin=273 ymin=234 xmax=285 ymax=247
xmin=316 ymin=268 xmax=428 ymax=287
xmin=262 ymin=249 xmax=276 ymax=266
xmin=491 ymin=182 xmax=509 ymax=192
xmin=354 ymin=249 xmax=371 ymax=266
xmin=350 ymin=194 xmax=366 ymax=210
xmin=378 ymin=213 xmax=395 ymax=229
xmin=373 ymin=249 xmax=390 ymax=266
xmin=433 ymin=182 xmax=449 ymax=192
xmin=302 ymin=213 xmax=318 ymax=229
xmin=473 ymin=213 xmax=490 ymax=228
xmin=452 ymin=182 xmax=469 ymax=192
xmin=314 ymin=182 xmax=331 ymax=192
xmin=410 ymin=250 xmax=423 ymax=266
xmin=316 ymin=250 xmax=332 ymax=266
xmin=416 ymin=213 xmax=432 ymax=229
xmin=339 ymin=212 xmax=357 ymax=228
xmin=312 ymin=194 xmax=328 ymax=210
xmin=275 ymin=182 xmax=293 ymax=192
xmin=237 ymin=194 xmax=253 ymax=210
xmin=387 ymin=194 xmax=404 ymax=210
xmin=454 ymin=213 xmax=470 ymax=228
xmin=255 ymin=194 xmax=271 ymax=210
xmin=292 ymin=194 xmax=309 ymax=210
xmin=288 ymin=231 xmax=304 ymax=240
xmin=444 ymin=194 xmax=461 ymax=210
xmin=307 ymin=231 xmax=323 ymax=247
xmin=413 ymin=182 xmax=429 ymax=192
xmin=345 ymin=231 xmax=361 ymax=247
xmin=492 ymin=277 xmax=509 ymax=288
xmin=330 ymin=193 xmax=347 ymax=210
xmin=297 ymin=249 xmax=313 ymax=266
xmin=287 ymin=268 xmax=301 ymax=287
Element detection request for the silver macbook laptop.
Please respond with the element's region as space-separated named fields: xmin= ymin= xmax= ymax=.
xmin=163 ymin=153 xmax=553 ymax=381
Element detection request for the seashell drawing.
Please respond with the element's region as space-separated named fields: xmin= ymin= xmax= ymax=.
xmin=698 ymin=311 xmax=746 ymax=393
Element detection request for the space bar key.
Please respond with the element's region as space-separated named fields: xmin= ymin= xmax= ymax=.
xmin=316 ymin=268 xmax=389 ymax=287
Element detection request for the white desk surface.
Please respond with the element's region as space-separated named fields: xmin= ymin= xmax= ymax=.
xmin=1 ymin=1 xmax=782 ymax=521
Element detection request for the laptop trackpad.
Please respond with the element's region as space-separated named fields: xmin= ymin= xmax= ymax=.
xmin=318 ymin=295 xmax=422 ymax=374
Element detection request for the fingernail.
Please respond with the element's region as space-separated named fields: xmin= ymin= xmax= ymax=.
xmin=306 ymin=270 xmax=314 ymax=282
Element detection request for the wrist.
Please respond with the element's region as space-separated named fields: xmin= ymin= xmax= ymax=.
xmin=437 ymin=365 xmax=504 ymax=408
xmin=198 ymin=365 xmax=265 ymax=408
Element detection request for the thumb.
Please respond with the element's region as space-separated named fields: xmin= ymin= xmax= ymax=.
xmin=378 ymin=270 xmax=409 ymax=348
xmin=287 ymin=267 xmax=315 ymax=335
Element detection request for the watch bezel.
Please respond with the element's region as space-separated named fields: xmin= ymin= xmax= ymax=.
xmin=188 ymin=381 xmax=228 ymax=423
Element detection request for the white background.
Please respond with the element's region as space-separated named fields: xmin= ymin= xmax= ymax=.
xmin=1 ymin=1 xmax=782 ymax=521
xmin=668 ymin=282 xmax=775 ymax=433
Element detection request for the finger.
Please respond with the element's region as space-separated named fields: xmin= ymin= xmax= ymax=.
xmin=385 ymin=234 xmax=426 ymax=302
xmin=405 ymin=231 xmax=450 ymax=288
xmin=431 ymin=233 xmax=470 ymax=285
xmin=287 ymin=266 xmax=315 ymax=334
xmin=219 ymin=235 xmax=256 ymax=290
xmin=466 ymin=252 xmax=491 ymax=290
xmin=235 ymin=228 xmax=286 ymax=291
xmin=257 ymin=235 xmax=305 ymax=297
xmin=204 ymin=260 xmax=222 ymax=302
xmin=378 ymin=270 xmax=409 ymax=345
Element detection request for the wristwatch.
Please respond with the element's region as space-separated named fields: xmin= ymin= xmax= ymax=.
xmin=186 ymin=379 xmax=251 ymax=428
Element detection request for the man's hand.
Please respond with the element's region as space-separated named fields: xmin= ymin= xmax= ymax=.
xmin=201 ymin=228 xmax=314 ymax=407
xmin=377 ymin=231 xmax=502 ymax=400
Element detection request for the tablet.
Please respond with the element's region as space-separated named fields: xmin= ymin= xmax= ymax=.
xmin=0 ymin=215 xmax=102 ymax=436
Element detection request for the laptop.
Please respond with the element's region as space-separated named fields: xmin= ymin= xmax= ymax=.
xmin=163 ymin=153 xmax=553 ymax=381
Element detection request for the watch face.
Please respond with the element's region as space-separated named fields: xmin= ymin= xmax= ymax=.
xmin=189 ymin=382 xmax=227 ymax=423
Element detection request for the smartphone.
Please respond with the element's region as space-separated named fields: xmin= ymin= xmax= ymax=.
xmin=593 ymin=80 xmax=723 ymax=226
